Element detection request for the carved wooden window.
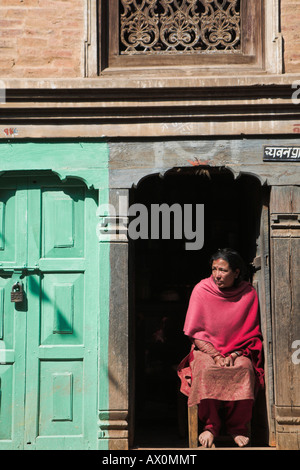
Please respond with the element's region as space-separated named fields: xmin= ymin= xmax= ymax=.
xmin=99 ymin=0 xmax=265 ymax=74
xmin=120 ymin=0 xmax=241 ymax=54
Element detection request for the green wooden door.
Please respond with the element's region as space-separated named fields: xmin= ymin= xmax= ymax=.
xmin=0 ymin=175 xmax=99 ymax=450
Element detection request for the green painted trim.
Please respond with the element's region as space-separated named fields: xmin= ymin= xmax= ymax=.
xmin=0 ymin=141 xmax=109 ymax=189
xmin=98 ymin=242 xmax=110 ymax=449
xmin=0 ymin=141 xmax=111 ymax=450
xmin=97 ymin=184 xmax=111 ymax=450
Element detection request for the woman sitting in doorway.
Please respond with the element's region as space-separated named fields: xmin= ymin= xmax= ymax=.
xmin=178 ymin=248 xmax=264 ymax=448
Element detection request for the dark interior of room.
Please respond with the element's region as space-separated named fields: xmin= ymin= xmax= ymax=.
xmin=131 ymin=167 xmax=264 ymax=448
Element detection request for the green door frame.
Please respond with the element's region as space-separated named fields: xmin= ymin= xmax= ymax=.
xmin=0 ymin=141 xmax=111 ymax=450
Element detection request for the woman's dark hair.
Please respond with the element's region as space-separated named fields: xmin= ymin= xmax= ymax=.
xmin=209 ymin=248 xmax=246 ymax=284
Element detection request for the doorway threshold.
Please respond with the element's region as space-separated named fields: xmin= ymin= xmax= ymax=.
xmin=132 ymin=446 xmax=276 ymax=450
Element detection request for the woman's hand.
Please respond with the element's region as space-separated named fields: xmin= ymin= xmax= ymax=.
xmin=224 ymin=355 xmax=235 ymax=367
xmin=214 ymin=353 xmax=237 ymax=367
xmin=213 ymin=355 xmax=226 ymax=367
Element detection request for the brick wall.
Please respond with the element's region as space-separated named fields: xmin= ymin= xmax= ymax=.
xmin=0 ymin=0 xmax=84 ymax=78
xmin=0 ymin=0 xmax=299 ymax=78
xmin=281 ymin=0 xmax=300 ymax=73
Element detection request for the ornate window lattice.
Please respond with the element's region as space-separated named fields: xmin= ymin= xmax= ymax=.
xmin=119 ymin=0 xmax=241 ymax=55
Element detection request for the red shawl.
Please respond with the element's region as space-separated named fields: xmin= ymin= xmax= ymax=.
xmin=182 ymin=275 xmax=264 ymax=389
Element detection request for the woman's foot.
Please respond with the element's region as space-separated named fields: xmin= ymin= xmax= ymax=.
xmin=232 ymin=435 xmax=249 ymax=447
xmin=199 ymin=430 xmax=215 ymax=448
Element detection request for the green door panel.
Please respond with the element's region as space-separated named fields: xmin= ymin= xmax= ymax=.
xmin=40 ymin=273 xmax=84 ymax=344
xmin=41 ymin=188 xmax=85 ymax=259
xmin=0 ymin=189 xmax=17 ymax=263
xmin=0 ymin=182 xmax=27 ymax=449
xmin=0 ymin=175 xmax=99 ymax=450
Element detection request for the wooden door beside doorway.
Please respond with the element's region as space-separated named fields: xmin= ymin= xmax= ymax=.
xmin=270 ymin=185 xmax=300 ymax=450
xmin=0 ymin=175 xmax=99 ymax=450
xmin=251 ymin=187 xmax=276 ymax=447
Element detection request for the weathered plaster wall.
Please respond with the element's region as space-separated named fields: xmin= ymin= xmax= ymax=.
xmin=108 ymin=138 xmax=300 ymax=188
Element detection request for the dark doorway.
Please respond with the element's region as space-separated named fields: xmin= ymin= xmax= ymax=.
xmin=131 ymin=167 xmax=266 ymax=448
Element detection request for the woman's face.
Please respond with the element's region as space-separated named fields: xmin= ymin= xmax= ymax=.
xmin=212 ymin=258 xmax=240 ymax=289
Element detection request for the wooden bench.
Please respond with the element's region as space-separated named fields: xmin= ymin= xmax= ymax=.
xmin=188 ymin=405 xmax=199 ymax=448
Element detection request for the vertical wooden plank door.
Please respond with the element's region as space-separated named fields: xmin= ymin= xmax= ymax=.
xmin=270 ymin=185 xmax=300 ymax=450
xmin=251 ymin=188 xmax=276 ymax=446
xmin=0 ymin=180 xmax=27 ymax=449
xmin=0 ymin=176 xmax=99 ymax=450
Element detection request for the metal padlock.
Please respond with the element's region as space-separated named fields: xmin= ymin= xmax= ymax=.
xmin=11 ymin=282 xmax=24 ymax=303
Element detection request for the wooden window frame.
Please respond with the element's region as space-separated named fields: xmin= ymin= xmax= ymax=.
xmin=96 ymin=0 xmax=282 ymax=77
